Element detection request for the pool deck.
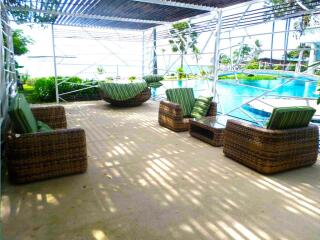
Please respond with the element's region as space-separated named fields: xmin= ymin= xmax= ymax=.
xmin=2 ymin=100 xmax=320 ymax=240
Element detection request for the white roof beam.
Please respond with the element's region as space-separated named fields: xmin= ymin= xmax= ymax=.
xmin=132 ymin=0 xmax=214 ymax=11
xmin=295 ymin=0 xmax=310 ymax=11
xmin=5 ymin=6 xmax=171 ymax=25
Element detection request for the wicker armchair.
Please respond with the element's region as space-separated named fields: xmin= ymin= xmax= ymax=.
xmin=159 ymin=100 xmax=217 ymax=132
xmin=7 ymin=106 xmax=87 ymax=184
xmin=223 ymin=119 xmax=319 ymax=174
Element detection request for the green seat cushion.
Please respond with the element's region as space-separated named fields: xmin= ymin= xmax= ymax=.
xmin=166 ymin=88 xmax=195 ymax=117
xmin=266 ymin=106 xmax=316 ymax=130
xmin=190 ymin=96 xmax=213 ymax=119
xmin=37 ymin=120 xmax=53 ymax=133
xmin=9 ymin=94 xmax=38 ymax=133
xmin=98 ymin=82 xmax=148 ymax=101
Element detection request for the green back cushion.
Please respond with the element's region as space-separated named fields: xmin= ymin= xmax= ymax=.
xmin=9 ymin=96 xmax=25 ymax=133
xmin=166 ymin=88 xmax=195 ymax=117
xmin=266 ymin=106 xmax=316 ymax=130
xmin=9 ymin=94 xmax=38 ymax=133
xmin=191 ymin=96 xmax=213 ymax=119
xmin=98 ymin=82 xmax=148 ymax=101
xmin=37 ymin=121 xmax=53 ymax=133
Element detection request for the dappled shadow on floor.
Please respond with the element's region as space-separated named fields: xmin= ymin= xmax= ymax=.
xmin=2 ymin=100 xmax=320 ymax=240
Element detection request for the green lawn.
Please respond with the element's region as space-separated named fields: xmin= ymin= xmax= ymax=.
xmin=219 ymin=73 xmax=277 ymax=80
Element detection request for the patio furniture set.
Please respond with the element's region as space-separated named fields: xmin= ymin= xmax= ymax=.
xmin=158 ymin=88 xmax=319 ymax=174
xmin=5 ymin=85 xmax=318 ymax=184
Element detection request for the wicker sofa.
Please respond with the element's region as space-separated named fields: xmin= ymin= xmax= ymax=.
xmin=99 ymin=82 xmax=151 ymax=107
xmin=7 ymin=104 xmax=87 ymax=184
xmin=159 ymin=88 xmax=217 ymax=132
xmin=223 ymin=107 xmax=318 ymax=174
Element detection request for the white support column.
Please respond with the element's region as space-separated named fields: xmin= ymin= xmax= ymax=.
xmin=212 ymin=9 xmax=222 ymax=99
xmin=152 ymin=28 xmax=158 ymax=75
xmin=308 ymin=43 xmax=316 ymax=74
xmin=51 ymin=24 xmax=59 ymax=104
xmin=0 ymin=3 xmax=4 ymax=92
xmin=228 ymin=31 xmax=234 ymax=72
xmin=0 ymin=1 xmax=3 ymax=191
xmin=270 ymin=20 xmax=275 ymax=67
xmin=296 ymin=47 xmax=304 ymax=73
xmin=142 ymin=31 xmax=145 ymax=78
xmin=284 ymin=18 xmax=291 ymax=65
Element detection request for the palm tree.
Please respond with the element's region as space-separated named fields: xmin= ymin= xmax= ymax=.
xmin=168 ymin=21 xmax=199 ymax=70
xmin=253 ymin=40 xmax=263 ymax=61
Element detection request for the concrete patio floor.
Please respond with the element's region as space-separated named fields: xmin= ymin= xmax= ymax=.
xmin=1 ymin=100 xmax=320 ymax=240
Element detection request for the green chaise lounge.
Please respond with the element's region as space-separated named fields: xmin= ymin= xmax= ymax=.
xmin=98 ymin=82 xmax=151 ymax=107
xmin=7 ymin=94 xmax=87 ymax=184
xmin=159 ymin=88 xmax=217 ymax=132
xmin=223 ymin=106 xmax=319 ymax=174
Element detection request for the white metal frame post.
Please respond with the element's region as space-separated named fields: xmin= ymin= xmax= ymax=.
xmin=283 ymin=18 xmax=291 ymax=66
xmin=51 ymin=24 xmax=59 ymax=103
xmin=270 ymin=20 xmax=275 ymax=67
xmin=1 ymin=3 xmax=17 ymax=185
xmin=308 ymin=42 xmax=316 ymax=74
xmin=152 ymin=28 xmax=158 ymax=75
xmin=0 ymin=2 xmax=3 ymax=189
xmin=1 ymin=5 xmax=16 ymax=99
xmin=212 ymin=9 xmax=222 ymax=99
xmin=142 ymin=31 xmax=145 ymax=78
xmin=0 ymin=3 xmax=5 ymax=93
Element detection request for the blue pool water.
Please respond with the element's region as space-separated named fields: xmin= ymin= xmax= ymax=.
xmin=154 ymin=73 xmax=319 ymax=124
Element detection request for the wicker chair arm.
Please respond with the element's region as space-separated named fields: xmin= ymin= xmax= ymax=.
xmin=207 ymin=102 xmax=217 ymax=116
xmin=160 ymin=100 xmax=181 ymax=109
xmin=8 ymin=128 xmax=86 ymax=161
xmin=31 ymin=106 xmax=67 ymax=129
xmin=226 ymin=119 xmax=319 ymax=141
xmin=159 ymin=100 xmax=183 ymax=120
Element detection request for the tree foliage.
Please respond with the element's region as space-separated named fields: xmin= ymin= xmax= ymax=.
xmin=232 ymin=40 xmax=263 ymax=63
xmin=268 ymin=0 xmax=318 ymax=36
xmin=252 ymin=40 xmax=263 ymax=60
xmin=169 ymin=21 xmax=199 ymax=69
xmin=287 ymin=44 xmax=310 ymax=59
xmin=96 ymin=66 xmax=105 ymax=75
xmin=219 ymin=54 xmax=231 ymax=65
xmin=233 ymin=44 xmax=253 ymax=62
xmin=12 ymin=29 xmax=34 ymax=56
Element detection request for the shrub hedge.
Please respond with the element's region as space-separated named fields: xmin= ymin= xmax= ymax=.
xmin=33 ymin=76 xmax=100 ymax=102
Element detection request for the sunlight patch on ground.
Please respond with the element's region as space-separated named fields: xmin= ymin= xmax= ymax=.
xmin=92 ymin=229 xmax=109 ymax=240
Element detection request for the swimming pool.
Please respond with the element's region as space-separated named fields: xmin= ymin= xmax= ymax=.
xmin=153 ymin=73 xmax=319 ymax=124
